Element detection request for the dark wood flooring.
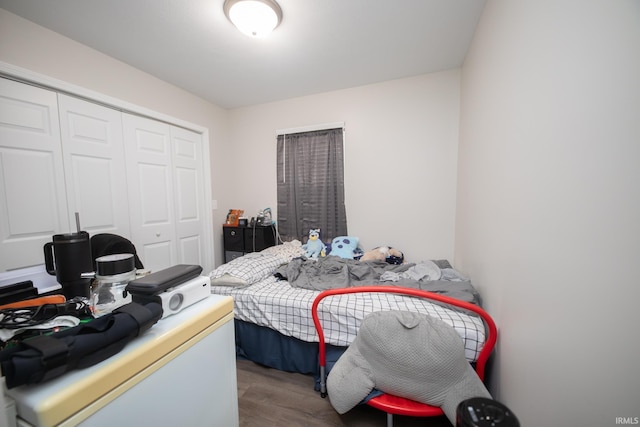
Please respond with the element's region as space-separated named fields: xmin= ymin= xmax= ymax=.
xmin=236 ymin=359 xmax=452 ymax=427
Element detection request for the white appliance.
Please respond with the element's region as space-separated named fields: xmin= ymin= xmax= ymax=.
xmin=2 ymin=295 xmax=238 ymax=427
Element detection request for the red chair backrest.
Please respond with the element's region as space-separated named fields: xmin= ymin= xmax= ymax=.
xmin=311 ymin=286 xmax=497 ymax=381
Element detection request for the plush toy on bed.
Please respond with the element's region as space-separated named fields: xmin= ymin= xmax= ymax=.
xmin=302 ymin=229 xmax=326 ymax=259
xmin=360 ymin=246 xmax=405 ymax=264
xmin=328 ymin=236 xmax=359 ymax=259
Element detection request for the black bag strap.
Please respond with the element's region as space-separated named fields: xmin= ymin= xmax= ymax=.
xmin=113 ymin=302 xmax=157 ymax=336
xmin=22 ymin=335 xmax=69 ymax=381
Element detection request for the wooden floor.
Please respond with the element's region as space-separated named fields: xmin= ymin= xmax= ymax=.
xmin=236 ymin=359 xmax=452 ymax=427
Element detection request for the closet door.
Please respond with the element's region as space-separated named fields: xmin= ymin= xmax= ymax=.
xmin=58 ymin=95 xmax=130 ymax=238
xmin=0 ymin=78 xmax=68 ymax=271
xmin=171 ymin=127 xmax=206 ymax=267
xmin=123 ymin=113 xmax=177 ymax=272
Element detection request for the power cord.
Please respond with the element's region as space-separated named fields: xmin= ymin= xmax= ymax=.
xmin=0 ymin=298 xmax=92 ymax=329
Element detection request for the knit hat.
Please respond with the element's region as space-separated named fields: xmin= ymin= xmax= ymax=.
xmin=326 ymin=310 xmax=491 ymax=424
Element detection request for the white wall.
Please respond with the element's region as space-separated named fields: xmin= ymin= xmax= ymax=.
xmin=457 ymin=1 xmax=640 ymax=426
xmin=0 ymin=9 xmax=230 ymax=267
xmin=8 ymin=5 xmax=638 ymax=425
xmin=225 ymin=70 xmax=461 ymax=262
xmin=0 ymin=9 xmax=461 ymax=267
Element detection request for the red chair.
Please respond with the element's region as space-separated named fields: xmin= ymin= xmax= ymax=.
xmin=311 ymin=286 xmax=498 ymax=427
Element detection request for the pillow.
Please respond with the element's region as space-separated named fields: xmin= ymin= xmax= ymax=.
xmin=210 ymin=273 xmax=249 ymax=287
xmin=261 ymin=240 xmax=306 ymax=263
xmin=209 ymin=252 xmax=283 ymax=287
xmin=328 ymin=236 xmax=359 ymax=259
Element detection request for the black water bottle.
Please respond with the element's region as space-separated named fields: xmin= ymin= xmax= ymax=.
xmin=43 ymin=231 xmax=93 ymax=299
xmin=456 ymin=397 xmax=520 ymax=427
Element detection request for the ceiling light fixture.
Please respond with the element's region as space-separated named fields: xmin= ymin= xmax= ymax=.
xmin=223 ymin=0 xmax=283 ymax=38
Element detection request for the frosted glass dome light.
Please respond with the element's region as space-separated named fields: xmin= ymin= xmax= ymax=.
xmin=224 ymin=0 xmax=283 ymax=38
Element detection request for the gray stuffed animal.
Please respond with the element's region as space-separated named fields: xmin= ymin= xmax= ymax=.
xmin=326 ymin=310 xmax=491 ymax=424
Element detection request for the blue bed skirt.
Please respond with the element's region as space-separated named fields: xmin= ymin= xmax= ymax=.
xmin=234 ymin=319 xmax=346 ymax=390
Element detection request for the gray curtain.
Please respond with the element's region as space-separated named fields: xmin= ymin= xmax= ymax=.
xmin=277 ymin=128 xmax=347 ymax=244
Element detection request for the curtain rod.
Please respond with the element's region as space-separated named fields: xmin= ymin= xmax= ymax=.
xmin=276 ymin=122 xmax=344 ymax=136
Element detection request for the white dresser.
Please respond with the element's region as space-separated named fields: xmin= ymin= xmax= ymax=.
xmin=3 ymin=295 xmax=239 ymax=427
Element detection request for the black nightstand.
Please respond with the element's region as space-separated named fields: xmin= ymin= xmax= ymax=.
xmin=223 ymin=225 xmax=277 ymax=263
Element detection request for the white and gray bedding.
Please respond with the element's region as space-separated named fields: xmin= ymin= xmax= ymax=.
xmin=274 ymin=257 xmax=480 ymax=304
xmin=208 ymin=242 xmax=487 ymax=362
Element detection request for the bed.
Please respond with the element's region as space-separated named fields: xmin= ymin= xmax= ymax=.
xmin=207 ymin=241 xmax=488 ymax=381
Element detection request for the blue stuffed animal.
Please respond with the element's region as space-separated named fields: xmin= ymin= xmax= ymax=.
xmin=329 ymin=236 xmax=359 ymax=258
xmin=302 ymin=229 xmax=326 ymax=259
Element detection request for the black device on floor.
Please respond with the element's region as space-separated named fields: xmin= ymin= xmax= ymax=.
xmin=456 ymin=397 xmax=520 ymax=427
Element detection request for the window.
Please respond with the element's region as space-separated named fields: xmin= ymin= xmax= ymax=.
xmin=276 ymin=126 xmax=347 ymax=243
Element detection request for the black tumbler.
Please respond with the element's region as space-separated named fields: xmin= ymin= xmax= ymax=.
xmin=456 ymin=397 xmax=520 ymax=427
xmin=44 ymin=231 xmax=93 ymax=299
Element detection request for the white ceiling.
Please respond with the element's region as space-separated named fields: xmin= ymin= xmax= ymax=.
xmin=0 ymin=0 xmax=486 ymax=109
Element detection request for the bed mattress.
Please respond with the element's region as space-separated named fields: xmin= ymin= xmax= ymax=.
xmin=210 ymin=275 xmax=486 ymax=362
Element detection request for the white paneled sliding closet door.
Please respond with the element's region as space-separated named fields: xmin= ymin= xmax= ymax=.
xmin=122 ymin=113 xmax=177 ymax=273
xmin=171 ymin=126 xmax=206 ymax=268
xmin=58 ymin=94 xmax=130 ymax=237
xmin=0 ymin=72 xmax=214 ymax=276
xmin=0 ymin=78 xmax=68 ymax=271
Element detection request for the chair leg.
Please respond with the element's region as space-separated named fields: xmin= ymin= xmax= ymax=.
xmin=387 ymin=412 xmax=393 ymax=427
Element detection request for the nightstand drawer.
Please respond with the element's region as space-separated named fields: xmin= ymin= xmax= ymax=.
xmin=244 ymin=227 xmax=276 ymax=252
xmin=223 ymin=227 xmax=244 ymax=252
xmin=222 ymin=224 xmax=277 ymax=263
xmin=224 ymin=250 xmax=244 ymax=262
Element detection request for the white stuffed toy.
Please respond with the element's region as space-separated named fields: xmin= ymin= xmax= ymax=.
xmin=360 ymin=246 xmax=405 ymax=264
xmin=302 ymin=229 xmax=326 ymax=259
